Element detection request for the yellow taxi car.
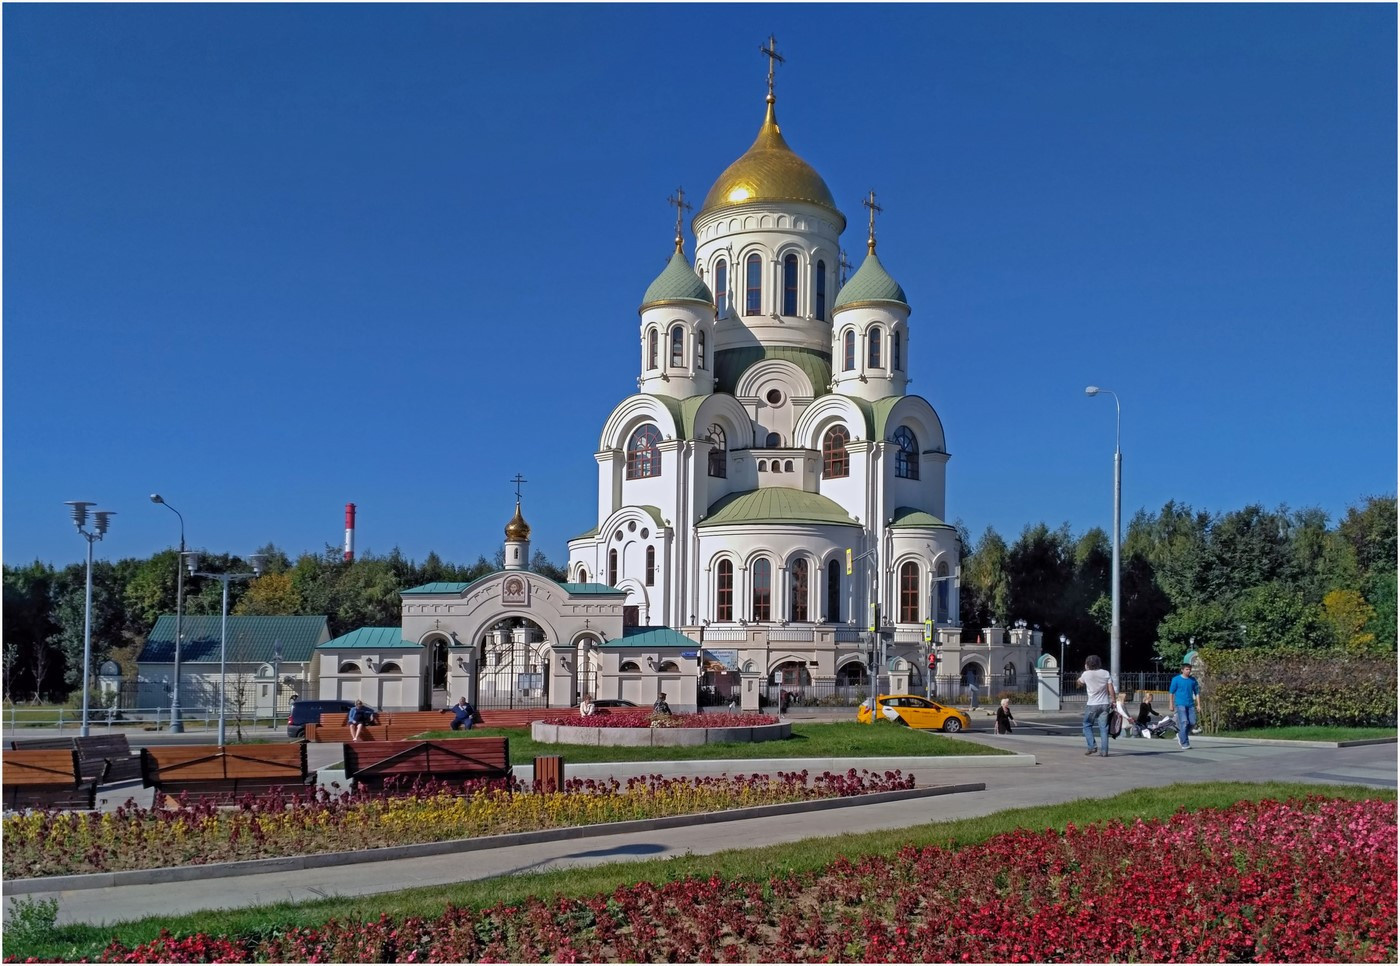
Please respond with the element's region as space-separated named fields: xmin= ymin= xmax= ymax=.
xmin=857 ymin=694 xmax=971 ymax=732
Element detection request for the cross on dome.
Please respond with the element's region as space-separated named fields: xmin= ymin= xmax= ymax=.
xmin=509 ymin=473 xmax=528 ymax=500
xmin=667 ymin=187 xmax=692 ymax=253
xmin=760 ymin=34 xmax=784 ymax=100
xmin=863 ymin=190 xmax=883 ymax=255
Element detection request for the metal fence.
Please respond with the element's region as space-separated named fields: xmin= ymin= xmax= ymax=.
xmin=3 ymin=703 xmax=290 ymax=734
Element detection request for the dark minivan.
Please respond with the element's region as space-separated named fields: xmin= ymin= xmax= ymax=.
xmin=287 ymin=699 xmax=358 ymax=738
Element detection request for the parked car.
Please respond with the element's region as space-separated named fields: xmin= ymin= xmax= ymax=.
xmin=286 ymin=699 xmax=364 ymax=738
xmin=592 ymin=698 xmax=639 ymax=709
xmin=857 ymin=694 xmax=970 ymax=732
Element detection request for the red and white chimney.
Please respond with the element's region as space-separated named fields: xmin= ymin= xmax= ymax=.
xmin=344 ymin=503 xmax=357 ymax=561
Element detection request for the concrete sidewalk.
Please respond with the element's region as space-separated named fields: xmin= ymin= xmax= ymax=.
xmin=4 ymin=728 xmax=1393 ymax=927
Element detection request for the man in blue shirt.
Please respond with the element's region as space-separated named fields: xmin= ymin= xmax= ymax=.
xmin=1168 ymin=663 xmax=1201 ymax=750
xmin=449 ymin=697 xmax=476 ymax=731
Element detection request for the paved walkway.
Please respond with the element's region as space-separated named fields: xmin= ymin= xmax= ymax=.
xmin=4 ymin=719 xmax=1393 ymax=928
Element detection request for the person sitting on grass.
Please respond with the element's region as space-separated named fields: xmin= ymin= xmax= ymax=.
xmin=448 ymin=696 xmax=476 ymax=731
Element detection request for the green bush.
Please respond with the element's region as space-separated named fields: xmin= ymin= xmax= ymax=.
xmin=1197 ymin=647 xmax=1398 ymax=731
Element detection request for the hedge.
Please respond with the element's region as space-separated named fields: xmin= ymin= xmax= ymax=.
xmin=1195 ymin=647 xmax=1398 ymax=731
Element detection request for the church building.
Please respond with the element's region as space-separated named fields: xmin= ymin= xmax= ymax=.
xmin=314 ymin=43 xmax=1044 ymax=713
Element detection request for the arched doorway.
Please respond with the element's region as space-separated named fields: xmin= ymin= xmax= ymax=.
xmin=477 ymin=618 xmax=550 ymax=710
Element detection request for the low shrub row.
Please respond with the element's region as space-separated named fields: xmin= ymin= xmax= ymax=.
xmin=1199 ymin=647 xmax=1398 ymax=730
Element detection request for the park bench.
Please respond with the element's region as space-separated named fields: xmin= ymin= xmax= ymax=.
xmin=10 ymin=736 xmax=109 ymax=784
xmin=76 ymin=734 xmax=142 ymax=785
xmin=307 ymin=709 xmax=451 ymax=743
xmin=342 ymin=736 xmax=511 ymax=792
xmin=140 ymin=743 xmax=315 ymax=804
xmin=2 ymin=748 xmax=98 ymax=810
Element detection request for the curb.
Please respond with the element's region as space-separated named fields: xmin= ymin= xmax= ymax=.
xmin=5 ymin=782 xmax=986 ymax=895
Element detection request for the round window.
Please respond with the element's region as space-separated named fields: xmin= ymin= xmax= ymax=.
xmin=627 ymin=521 xmax=637 ymax=532
xmin=614 ymin=529 xmax=624 ymax=541
xmin=641 ymin=528 xmax=650 ymax=538
xmin=766 ymin=389 xmax=783 ymax=405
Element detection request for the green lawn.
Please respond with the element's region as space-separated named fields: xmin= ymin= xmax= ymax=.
xmin=414 ymin=720 xmax=1010 ymax=764
xmin=1221 ymin=725 xmax=1397 ymax=742
xmin=9 ymin=781 xmax=1391 ymax=962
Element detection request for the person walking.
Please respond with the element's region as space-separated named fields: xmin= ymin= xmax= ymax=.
xmin=995 ymin=697 xmax=1015 ymax=734
xmin=1168 ymin=662 xmax=1202 ymax=750
xmin=652 ymin=692 xmax=673 ymax=715
xmin=967 ymin=681 xmax=980 ymax=714
xmin=1077 ymin=655 xmax=1116 ymax=757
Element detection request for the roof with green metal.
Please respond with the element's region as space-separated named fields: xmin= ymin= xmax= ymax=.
xmin=138 ymin=615 xmax=330 ymax=664
xmin=558 ymin=583 xmax=627 ymax=596
xmin=613 ymin=625 xmax=702 ymax=648
xmin=700 ymin=487 xmax=861 ymax=528
xmin=401 ymin=581 xmax=475 ymax=596
xmin=317 ymin=627 xmax=423 ymax=650
xmin=641 ymin=249 xmax=714 ymax=307
xmin=847 ymin=396 xmax=905 ymax=441
xmin=648 ymin=394 xmax=708 ymax=441
xmin=569 ymin=525 xmax=600 ymax=541
xmin=833 ymin=250 xmax=907 ymax=309
xmin=714 ymin=345 xmax=832 ymax=397
xmin=889 ymin=506 xmax=956 ymax=530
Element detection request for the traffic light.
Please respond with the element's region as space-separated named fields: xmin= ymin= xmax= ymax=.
xmin=928 ymin=653 xmax=938 ymax=671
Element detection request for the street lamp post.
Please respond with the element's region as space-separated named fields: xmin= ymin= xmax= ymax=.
xmin=63 ymin=502 xmax=115 ymax=738
xmin=186 ymin=553 xmax=266 ymax=745
xmin=149 ymin=495 xmax=187 ymax=733
xmin=1085 ymin=386 xmax=1122 ymax=688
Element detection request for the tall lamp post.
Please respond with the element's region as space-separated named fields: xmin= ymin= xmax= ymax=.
xmin=149 ymin=495 xmax=188 ymax=733
xmin=186 ymin=553 xmax=266 ymax=745
xmin=63 ymin=502 xmax=115 ymax=738
xmin=1085 ymin=385 xmax=1122 ymax=688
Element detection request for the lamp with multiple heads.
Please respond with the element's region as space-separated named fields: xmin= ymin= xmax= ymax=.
xmin=1085 ymin=385 xmax=1122 ymax=688
xmin=186 ymin=552 xmax=267 ymax=746
xmin=148 ymin=494 xmax=189 ymax=732
xmin=64 ymin=502 xmax=115 ymax=738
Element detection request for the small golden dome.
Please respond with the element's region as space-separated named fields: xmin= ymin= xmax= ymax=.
xmin=505 ymin=501 xmax=531 ymax=541
xmin=697 ymin=95 xmax=844 ymax=228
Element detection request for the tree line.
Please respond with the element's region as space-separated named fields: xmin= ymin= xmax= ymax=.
xmin=3 ymin=496 xmax=1394 ymax=703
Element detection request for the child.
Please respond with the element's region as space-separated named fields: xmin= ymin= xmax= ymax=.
xmin=995 ymin=698 xmax=1015 ymax=734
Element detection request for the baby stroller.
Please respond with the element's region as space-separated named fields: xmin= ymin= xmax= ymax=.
xmin=1134 ymin=712 xmax=1179 ymax=740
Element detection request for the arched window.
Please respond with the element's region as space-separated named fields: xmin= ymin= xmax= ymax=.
xmin=658 ymin=661 xmax=680 ymax=673
xmin=670 ymin=325 xmax=685 ymax=367
xmin=752 ymin=558 xmax=772 ymax=622
xmin=379 ymin=661 xmax=402 ymax=674
xmin=893 ymin=426 xmax=919 ymax=480
xmin=576 ymin=566 xmax=589 ymax=583
xmin=868 ymin=327 xmax=883 ymax=368
xmin=745 ymin=253 xmax=762 ymax=316
xmin=790 ymin=558 xmax=809 ymax=622
xmin=338 ymin=662 xmax=361 ymax=674
xmin=697 ymin=331 xmax=706 ymax=370
xmin=822 ymin=425 xmax=850 ymax=479
xmin=717 ymin=559 xmax=734 ymax=622
xmin=765 ymin=432 xmax=780 ymax=447
xmin=782 ymin=253 xmax=798 ymax=315
xmin=645 ymin=546 xmax=655 ymax=586
xmin=815 ymin=260 xmax=827 ymax=321
xmin=707 ymin=424 xmax=727 ymax=478
xmin=607 ymin=549 xmax=618 ymax=586
xmin=826 ymin=560 xmax=841 ymax=623
xmin=714 ymin=259 xmax=728 ymax=316
xmin=843 ymin=330 xmax=855 ymax=371
xmin=936 ymin=561 xmax=950 ymax=623
xmin=899 ymin=561 xmax=920 ymax=623
xmin=758 ymin=460 xmax=768 ymax=472
xmin=626 ymin=423 xmax=662 ymax=479
xmin=784 ymin=460 xmax=794 ymax=472
xmin=647 ymin=329 xmax=658 ymax=370
xmin=1003 ymin=663 xmax=1017 ymax=686
xmin=892 ymin=331 xmax=902 ymax=371
xmin=619 ymin=661 xmax=641 ymax=673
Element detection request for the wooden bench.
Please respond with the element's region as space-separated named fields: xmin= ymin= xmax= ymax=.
xmin=477 ymin=708 xmax=551 ymax=729
xmin=342 ymin=737 xmax=511 ymax=792
xmin=9 ymin=736 xmax=109 ymax=784
xmin=2 ymin=748 xmax=98 ymax=810
xmin=307 ymin=709 xmax=449 ymax=743
xmin=76 ymin=734 xmax=141 ymax=785
xmin=140 ymin=743 xmax=315 ymax=804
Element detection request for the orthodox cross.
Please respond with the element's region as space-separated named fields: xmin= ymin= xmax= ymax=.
xmin=760 ymin=35 xmax=784 ymax=97
xmin=509 ymin=473 xmax=527 ymax=501
xmin=863 ymin=190 xmax=883 ymax=254
xmin=839 ymin=249 xmax=853 ymax=285
xmin=667 ymin=186 xmax=692 ymax=252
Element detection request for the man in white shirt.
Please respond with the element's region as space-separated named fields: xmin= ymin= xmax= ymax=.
xmin=1077 ymin=654 xmax=1117 ymax=757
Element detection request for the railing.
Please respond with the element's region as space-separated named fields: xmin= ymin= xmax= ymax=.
xmin=2 ymin=704 xmax=291 ymax=733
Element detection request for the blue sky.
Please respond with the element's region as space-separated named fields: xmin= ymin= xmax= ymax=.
xmin=4 ymin=3 xmax=1395 ymax=569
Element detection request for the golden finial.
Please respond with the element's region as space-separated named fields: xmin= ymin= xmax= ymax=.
xmin=839 ymin=249 xmax=853 ymax=285
xmin=760 ymin=35 xmax=784 ymax=103
xmin=862 ymin=190 xmax=883 ymax=255
xmin=667 ymin=187 xmax=692 ymax=254
xmin=505 ymin=474 xmax=530 ymax=541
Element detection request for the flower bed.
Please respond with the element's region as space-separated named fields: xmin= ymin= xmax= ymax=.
xmin=2 ymin=770 xmax=911 ymax=879
xmin=44 ymin=797 xmax=1395 ymax=963
xmin=544 ymin=710 xmax=777 ymax=728
xmin=535 ymin=710 xmax=789 ymax=747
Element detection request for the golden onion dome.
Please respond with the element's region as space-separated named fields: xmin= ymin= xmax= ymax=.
xmin=504 ymin=501 xmax=531 ymax=541
xmin=697 ymin=95 xmax=845 ymax=229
